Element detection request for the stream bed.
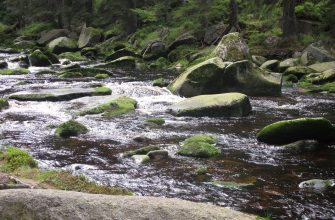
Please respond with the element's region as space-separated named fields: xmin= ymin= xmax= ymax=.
xmin=0 ymin=52 xmax=334 ymax=219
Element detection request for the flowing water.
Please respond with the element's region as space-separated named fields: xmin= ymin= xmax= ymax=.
xmin=0 ymin=52 xmax=335 ymax=219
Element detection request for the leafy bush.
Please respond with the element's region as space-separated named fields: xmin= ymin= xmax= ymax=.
xmin=1 ymin=147 xmax=38 ymax=172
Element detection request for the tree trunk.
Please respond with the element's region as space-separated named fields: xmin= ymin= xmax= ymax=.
xmin=282 ymin=0 xmax=296 ymax=39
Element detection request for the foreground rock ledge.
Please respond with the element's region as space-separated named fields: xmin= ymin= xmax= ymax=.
xmin=0 ymin=189 xmax=256 ymax=220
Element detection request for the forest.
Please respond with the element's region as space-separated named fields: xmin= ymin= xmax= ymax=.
xmin=0 ymin=0 xmax=334 ymax=220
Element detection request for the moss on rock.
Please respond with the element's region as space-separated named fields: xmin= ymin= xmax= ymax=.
xmin=93 ymin=87 xmax=112 ymax=95
xmin=153 ymin=78 xmax=170 ymax=87
xmin=0 ymin=68 xmax=29 ymax=75
xmin=95 ymin=74 xmax=110 ymax=79
xmin=48 ymin=37 xmax=78 ymax=54
xmin=55 ymin=120 xmax=88 ymax=138
xmin=123 ymin=146 xmax=161 ymax=157
xmin=29 ymin=49 xmax=52 ymax=67
xmin=59 ymin=72 xmax=83 ymax=78
xmin=62 ymin=68 xmax=111 ymax=77
xmin=256 ymin=117 xmax=335 ymax=145
xmin=79 ymin=96 xmax=137 ymax=118
xmin=59 ymin=52 xmax=88 ymax=61
xmin=284 ymin=66 xmax=315 ymax=78
xmin=145 ymin=117 xmax=165 ymax=126
xmin=177 ymin=135 xmax=220 ymax=158
xmin=0 ymin=98 xmax=9 ymax=110
xmin=95 ymin=56 xmax=137 ymax=69
xmin=170 ymin=93 xmax=252 ymax=117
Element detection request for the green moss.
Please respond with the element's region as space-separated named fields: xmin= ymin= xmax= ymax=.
xmin=321 ymin=82 xmax=335 ymax=93
xmin=29 ymin=50 xmax=52 ymax=67
xmin=18 ymin=22 xmax=53 ymax=36
xmin=177 ymin=135 xmax=220 ymax=158
xmin=123 ymin=146 xmax=161 ymax=157
xmin=63 ymin=68 xmax=111 ymax=77
xmin=0 ymin=147 xmax=38 ymax=172
xmin=256 ymin=117 xmax=335 ymax=145
xmin=194 ymin=167 xmax=208 ymax=175
xmin=0 ymin=68 xmax=29 ymax=75
xmin=9 ymin=93 xmax=56 ymax=101
xmin=79 ymin=96 xmax=137 ymax=118
xmin=95 ymin=74 xmax=110 ymax=79
xmin=94 ymin=87 xmax=112 ymax=95
xmin=0 ymin=98 xmax=9 ymax=110
xmin=55 ymin=120 xmax=88 ymax=138
xmin=145 ymin=117 xmax=165 ymax=126
xmin=59 ymin=72 xmax=83 ymax=78
xmin=59 ymin=52 xmax=88 ymax=61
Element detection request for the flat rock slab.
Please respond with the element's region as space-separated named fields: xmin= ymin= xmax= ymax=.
xmin=0 ymin=189 xmax=256 ymax=220
xmin=170 ymin=93 xmax=252 ymax=117
xmin=8 ymin=87 xmax=111 ymax=102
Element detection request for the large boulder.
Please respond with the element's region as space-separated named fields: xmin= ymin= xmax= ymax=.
xmin=142 ymin=40 xmax=166 ymax=60
xmin=306 ymin=69 xmax=335 ymax=84
xmin=95 ymin=56 xmax=137 ymax=69
xmin=0 ymin=189 xmax=256 ymax=220
xmin=301 ymin=41 xmax=335 ymax=65
xmin=37 ymin=29 xmax=70 ymax=45
xmin=105 ymin=49 xmax=138 ymax=62
xmin=284 ymin=66 xmax=315 ymax=78
xmin=260 ymin=60 xmax=279 ymax=72
xmin=8 ymin=87 xmax=111 ymax=102
xmin=278 ymin=58 xmax=300 ymax=72
xmin=309 ymin=61 xmax=335 ymax=72
xmin=204 ymin=23 xmax=227 ymax=45
xmin=28 ymin=50 xmax=52 ymax=67
xmin=55 ymin=120 xmax=88 ymax=138
xmin=211 ymin=32 xmax=249 ymax=62
xmin=256 ymin=117 xmax=335 ymax=145
xmin=168 ymin=33 xmax=197 ymax=52
xmin=168 ymin=58 xmax=281 ymax=97
xmin=170 ymin=93 xmax=252 ymax=117
xmin=48 ymin=37 xmax=78 ymax=54
xmin=78 ymin=26 xmax=102 ymax=48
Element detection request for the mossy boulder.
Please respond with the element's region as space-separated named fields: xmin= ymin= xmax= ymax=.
xmin=0 ymin=68 xmax=29 ymax=75
xmin=78 ymin=26 xmax=102 ymax=49
xmin=35 ymin=70 xmax=58 ymax=75
xmin=61 ymin=68 xmax=111 ymax=77
xmin=278 ymin=58 xmax=299 ymax=72
xmin=284 ymin=140 xmax=322 ymax=152
xmin=123 ymin=146 xmax=161 ymax=157
xmin=170 ymin=93 xmax=252 ymax=117
xmin=95 ymin=74 xmax=110 ymax=79
xmin=169 ymin=59 xmax=281 ymax=97
xmin=284 ymin=66 xmax=315 ymax=78
xmin=307 ymin=69 xmax=335 ymax=84
xmin=59 ymin=72 xmax=83 ymax=78
xmin=260 ymin=60 xmax=279 ymax=72
xmin=44 ymin=51 xmax=60 ymax=64
xmin=8 ymin=87 xmax=111 ymax=102
xmin=309 ymin=61 xmax=335 ymax=72
xmin=61 ymin=63 xmax=81 ymax=71
xmin=105 ymin=49 xmax=138 ymax=62
xmin=211 ymin=32 xmax=249 ymax=62
xmin=55 ymin=120 xmax=88 ymax=138
xmin=48 ymin=37 xmax=78 ymax=54
xmin=37 ymin=29 xmax=70 ymax=45
xmin=251 ymin=55 xmax=267 ymax=66
xmin=283 ymin=74 xmax=299 ymax=84
xmin=145 ymin=117 xmax=165 ymax=126
xmin=147 ymin=150 xmax=169 ymax=160
xmin=95 ymin=56 xmax=137 ymax=69
xmin=177 ymin=135 xmax=220 ymax=158
xmin=256 ymin=117 xmax=335 ymax=145
xmin=152 ymin=78 xmax=170 ymax=87
xmin=79 ymin=96 xmax=137 ymax=118
xmin=301 ymin=42 xmax=335 ymax=65
xmin=0 ymin=98 xmax=9 ymax=110
xmin=59 ymin=52 xmax=87 ymax=61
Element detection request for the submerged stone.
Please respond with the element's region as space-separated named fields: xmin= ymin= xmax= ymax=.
xmin=131 ymin=155 xmax=150 ymax=164
xmin=55 ymin=120 xmax=88 ymax=138
xmin=299 ymin=179 xmax=335 ymax=190
xmin=145 ymin=117 xmax=165 ymax=126
xmin=59 ymin=52 xmax=88 ymax=61
xmin=8 ymin=87 xmax=111 ymax=102
xmin=170 ymin=93 xmax=252 ymax=117
xmin=123 ymin=146 xmax=161 ymax=157
xmin=95 ymin=56 xmax=137 ymax=69
xmin=211 ymin=180 xmax=255 ymax=189
xmin=147 ymin=150 xmax=169 ymax=160
xmin=177 ymin=135 xmax=220 ymax=158
xmin=256 ymin=117 xmax=335 ymax=145
xmin=62 ymin=68 xmax=111 ymax=78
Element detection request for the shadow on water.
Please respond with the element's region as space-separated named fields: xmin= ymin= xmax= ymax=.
xmin=0 ymin=53 xmax=335 ymax=219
